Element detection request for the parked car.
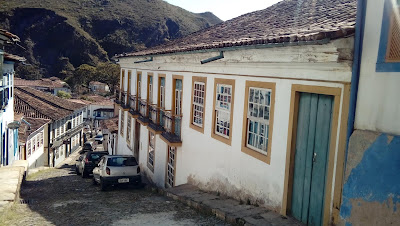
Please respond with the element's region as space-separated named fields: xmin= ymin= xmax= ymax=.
xmin=93 ymin=155 xmax=141 ymax=191
xmin=94 ymin=134 xmax=104 ymax=143
xmin=80 ymin=141 xmax=94 ymax=154
xmin=76 ymin=151 xmax=109 ymax=177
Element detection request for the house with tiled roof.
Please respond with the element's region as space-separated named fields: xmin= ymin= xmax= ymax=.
xmin=15 ymin=77 xmax=71 ymax=96
xmin=14 ymin=87 xmax=87 ymax=167
xmin=114 ymin=0 xmax=400 ymax=224
xmin=100 ymin=116 xmax=119 ymax=155
xmin=89 ymin=81 xmax=110 ymax=94
xmin=0 ymin=29 xmax=25 ymax=166
xmin=16 ymin=114 xmax=51 ymax=169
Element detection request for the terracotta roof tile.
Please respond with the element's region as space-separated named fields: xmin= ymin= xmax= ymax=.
xmin=101 ymin=117 xmax=119 ymax=133
xmin=119 ymin=0 xmax=356 ymax=57
xmin=18 ymin=117 xmax=51 ymax=142
xmin=14 ymin=87 xmax=86 ymax=121
xmin=15 ymin=78 xmax=68 ymax=89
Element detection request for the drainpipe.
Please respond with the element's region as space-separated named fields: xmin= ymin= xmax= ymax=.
xmin=346 ymin=0 xmax=367 ymax=163
xmin=201 ymin=51 xmax=224 ymax=64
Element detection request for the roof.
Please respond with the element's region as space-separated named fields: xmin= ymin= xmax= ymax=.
xmin=89 ymin=81 xmax=107 ymax=86
xmin=14 ymin=87 xmax=87 ymax=121
xmin=15 ymin=78 xmax=68 ymax=89
xmin=118 ymin=0 xmax=356 ymax=57
xmin=0 ymin=29 xmax=20 ymax=43
xmin=18 ymin=117 xmax=51 ymax=142
xmin=3 ymin=53 xmax=26 ymax=62
xmin=73 ymin=95 xmax=114 ymax=106
xmin=101 ymin=117 xmax=119 ymax=133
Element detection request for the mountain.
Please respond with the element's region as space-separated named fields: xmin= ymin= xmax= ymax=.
xmin=0 ymin=0 xmax=222 ymax=79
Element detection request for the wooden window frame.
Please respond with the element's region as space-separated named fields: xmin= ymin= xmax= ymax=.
xmin=148 ymin=73 xmax=153 ymax=104
xmin=120 ymin=109 xmax=124 ymax=137
xmin=120 ymin=69 xmax=125 ymax=91
xmin=165 ymin=145 xmax=177 ymax=188
xmin=386 ymin=6 xmax=400 ymax=62
xmin=126 ymin=115 xmax=131 ymax=145
xmin=241 ymin=81 xmax=275 ymax=164
xmin=211 ymin=78 xmax=235 ymax=146
xmin=190 ymin=76 xmax=207 ymax=133
xmin=127 ymin=70 xmax=132 ymax=97
xmin=147 ymin=131 xmax=155 ymax=172
xmin=172 ymin=75 xmax=183 ymax=117
xmin=281 ymin=84 xmax=350 ymax=226
xmin=158 ymin=74 xmax=166 ymax=111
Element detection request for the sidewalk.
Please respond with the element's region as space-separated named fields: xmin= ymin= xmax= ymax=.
xmin=161 ymin=184 xmax=302 ymax=226
xmin=0 ymin=161 xmax=28 ymax=212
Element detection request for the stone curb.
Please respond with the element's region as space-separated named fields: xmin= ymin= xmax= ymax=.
xmin=145 ymin=185 xmax=252 ymax=225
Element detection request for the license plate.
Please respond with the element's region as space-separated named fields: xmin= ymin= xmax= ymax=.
xmin=118 ymin=178 xmax=129 ymax=183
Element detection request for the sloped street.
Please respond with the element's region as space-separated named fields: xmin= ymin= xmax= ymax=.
xmin=0 ymin=156 xmax=227 ymax=226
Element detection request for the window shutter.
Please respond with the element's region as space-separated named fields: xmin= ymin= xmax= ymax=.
xmin=386 ymin=9 xmax=400 ymax=62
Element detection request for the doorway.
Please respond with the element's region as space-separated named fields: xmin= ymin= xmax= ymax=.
xmin=134 ymin=121 xmax=140 ymax=160
xmin=290 ymin=93 xmax=333 ymax=225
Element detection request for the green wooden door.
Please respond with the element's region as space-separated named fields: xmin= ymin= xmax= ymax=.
xmin=291 ymin=93 xmax=333 ymax=226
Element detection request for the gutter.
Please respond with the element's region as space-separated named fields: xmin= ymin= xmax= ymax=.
xmin=346 ymin=0 xmax=366 ymax=163
xmin=201 ymin=51 xmax=224 ymax=64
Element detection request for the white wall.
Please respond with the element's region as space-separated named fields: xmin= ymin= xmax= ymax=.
xmin=117 ymin=38 xmax=352 ymax=208
xmin=355 ymin=0 xmax=400 ymax=135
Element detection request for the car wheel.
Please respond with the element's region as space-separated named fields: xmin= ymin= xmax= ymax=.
xmin=100 ymin=178 xmax=108 ymax=191
xmin=81 ymin=168 xmax=88 ymax=178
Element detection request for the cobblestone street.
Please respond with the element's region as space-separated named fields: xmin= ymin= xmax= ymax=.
xmin=0 ymin=156 xmax=227 ymax=226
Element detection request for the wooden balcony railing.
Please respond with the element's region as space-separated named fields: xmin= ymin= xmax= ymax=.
xmin=162 ymin=109 xmax=173 ymax=133
xmin=130 ymin=95 xmax=138 ymax=110
xmin=160 ymin=109 xmax=182 ymax=144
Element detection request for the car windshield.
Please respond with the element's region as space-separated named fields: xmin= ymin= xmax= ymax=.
xmin=89 ymin=153 xmax=106 ymax=161
xmin=107 ymin=157 xmax=137 ymax=167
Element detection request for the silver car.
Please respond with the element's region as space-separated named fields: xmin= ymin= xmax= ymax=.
xmin=92 ymin=155 xmax=141 ymax=191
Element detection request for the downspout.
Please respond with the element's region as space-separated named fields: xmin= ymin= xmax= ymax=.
xmin=346 ymin=0 xmax=367 ymax=164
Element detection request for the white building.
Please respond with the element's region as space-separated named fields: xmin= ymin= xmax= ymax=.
xmin=14 ymin=87 xmax=86 ymax=167
xmin=0 ymin=29 xmax=25 ymax=166
xmin=114 ymin=1 xmax=357 ymax=225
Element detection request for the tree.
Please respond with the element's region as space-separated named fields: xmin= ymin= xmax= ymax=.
xmin=95 ymin=62 xmax=120 ymax=93
xmin=15 ymin=64 xmax=42 ymax=80
xmin=57 ymin=90 xmax=71 ymax=99
xmin=69 ymin=64 xmax=96 ymax=90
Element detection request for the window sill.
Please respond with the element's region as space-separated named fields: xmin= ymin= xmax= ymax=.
xmin=241 ymin=146 xmax=270 ymax=164
xmin=189 ymin=123 xmax=204 ymax=134
xmin=211 ymin=132 xmax=232 ymax=146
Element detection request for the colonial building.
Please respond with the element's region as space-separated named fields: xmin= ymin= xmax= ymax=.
xmin=17 ymin=115 xmax=50 ymax=169
xmin=70 ymin=95 xmax=114 ymax=128
xmin=338 ymin=0 xmax=400 ymax=225
xmin=15 ymin=77 xmax=71 ymax=95
xmin=100 ymin=117 xmax=118 ymax=155
xmin=0 ymin=29 xmax=25 ymax=166
xmin=89 ymin=81 xmax=110 ymax=94
xmin=114 ymin=0 xmax=358 ymax=225
xmin=14 ymin=87 xmax=86 ymax=167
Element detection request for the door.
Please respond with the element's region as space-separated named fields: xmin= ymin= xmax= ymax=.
xmin=174 ymin=79 xmax=182 ymax=137
xmin=134 ymin=121 xmax=140 ymax=160
xmin=290 ymin=93 xmax=334 ymax=226
xmin=166 ymin=146 xmax=176 ymax=188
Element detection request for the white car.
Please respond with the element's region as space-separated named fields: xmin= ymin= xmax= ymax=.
xmin=92 ymin=155 xmax=141 ymax=191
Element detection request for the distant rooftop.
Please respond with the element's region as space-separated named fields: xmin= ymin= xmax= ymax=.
xmin=118 ymin=0 xmax=356 ymax=57
xmin=15 ymin=78 xmax=68 ymax=89
xmin=101 ymin=117 xmax=119 ymax=133
xmin=18 ymin=117 xmax=51 ymax=143
xmin=15 ymin=87 xmax=86 ymax=121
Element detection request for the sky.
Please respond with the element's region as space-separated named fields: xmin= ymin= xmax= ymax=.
xmin=164 ymin=0 xmax=282 ymax=21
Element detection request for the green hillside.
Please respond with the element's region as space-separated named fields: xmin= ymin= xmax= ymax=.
xmin=0 ymin=0 xmax=222 ymax=78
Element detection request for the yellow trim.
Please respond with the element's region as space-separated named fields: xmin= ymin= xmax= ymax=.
xmin=241 ymin=81 xmax=275 ymax=164
xmin=211 ymin=78 xmax=235 ymax=146
xmin=281 ymin=84 xmax=344 ymax=226
xmin=189 ymin=76 xmax=207 ymax=134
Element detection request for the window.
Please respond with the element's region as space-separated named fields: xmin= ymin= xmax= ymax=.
xmin=148 ymin=74 xmax=153 ymax=104
xmin=120 ymin=110 xmax=124 ymax=136
xmin=377 ymin=0 xmax=400 ymax=71
xmin=33 ymin=137 xmax=36 ymax=153
xmin=37 ymin=134 xmax=40 ymax=148
xmin=137 ymin=72 xmax=142 ymax=98
xmin=211 ymin=78 xmax=235 ymax=145
xmin=126 ymin=115 xmax=131 ymax=144
xmin=121 ymin=69 xmax=125 ymax=91
xmin=27 ymin=140 xmax=31 ymax=157
xmin=242 ymin=81 xmax=275 ymax=164
xmin=166 ymin=146 xmax=176 ymax=188
xmin=148 ymin=131 xmax=155 ymax=171
xmin=159 ymin=76 xmax=165 ymax=109
xmin=40 ymin=132 xmax=43 ymax=145
xmin=190 ymin=76 xmax=207 ymax=133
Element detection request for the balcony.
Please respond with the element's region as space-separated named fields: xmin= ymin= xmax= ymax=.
xmin=115 ymin=87 xmax=121 ymax=105
xmin=121 ymin=91 xmax=130 ymax=109
xmin=137 ymin=99 xmax=150 ymax=125
xmin=160 ymin=109 xmax=182 ymax=146
xmin=147 ymin=104 xmax=164 ymax=134
xmin=129 ymin=95 xmax=140 ymax=117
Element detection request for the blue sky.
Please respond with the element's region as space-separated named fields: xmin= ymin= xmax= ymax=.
xmin=164 ymin=0 xmax=281 ymax=21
